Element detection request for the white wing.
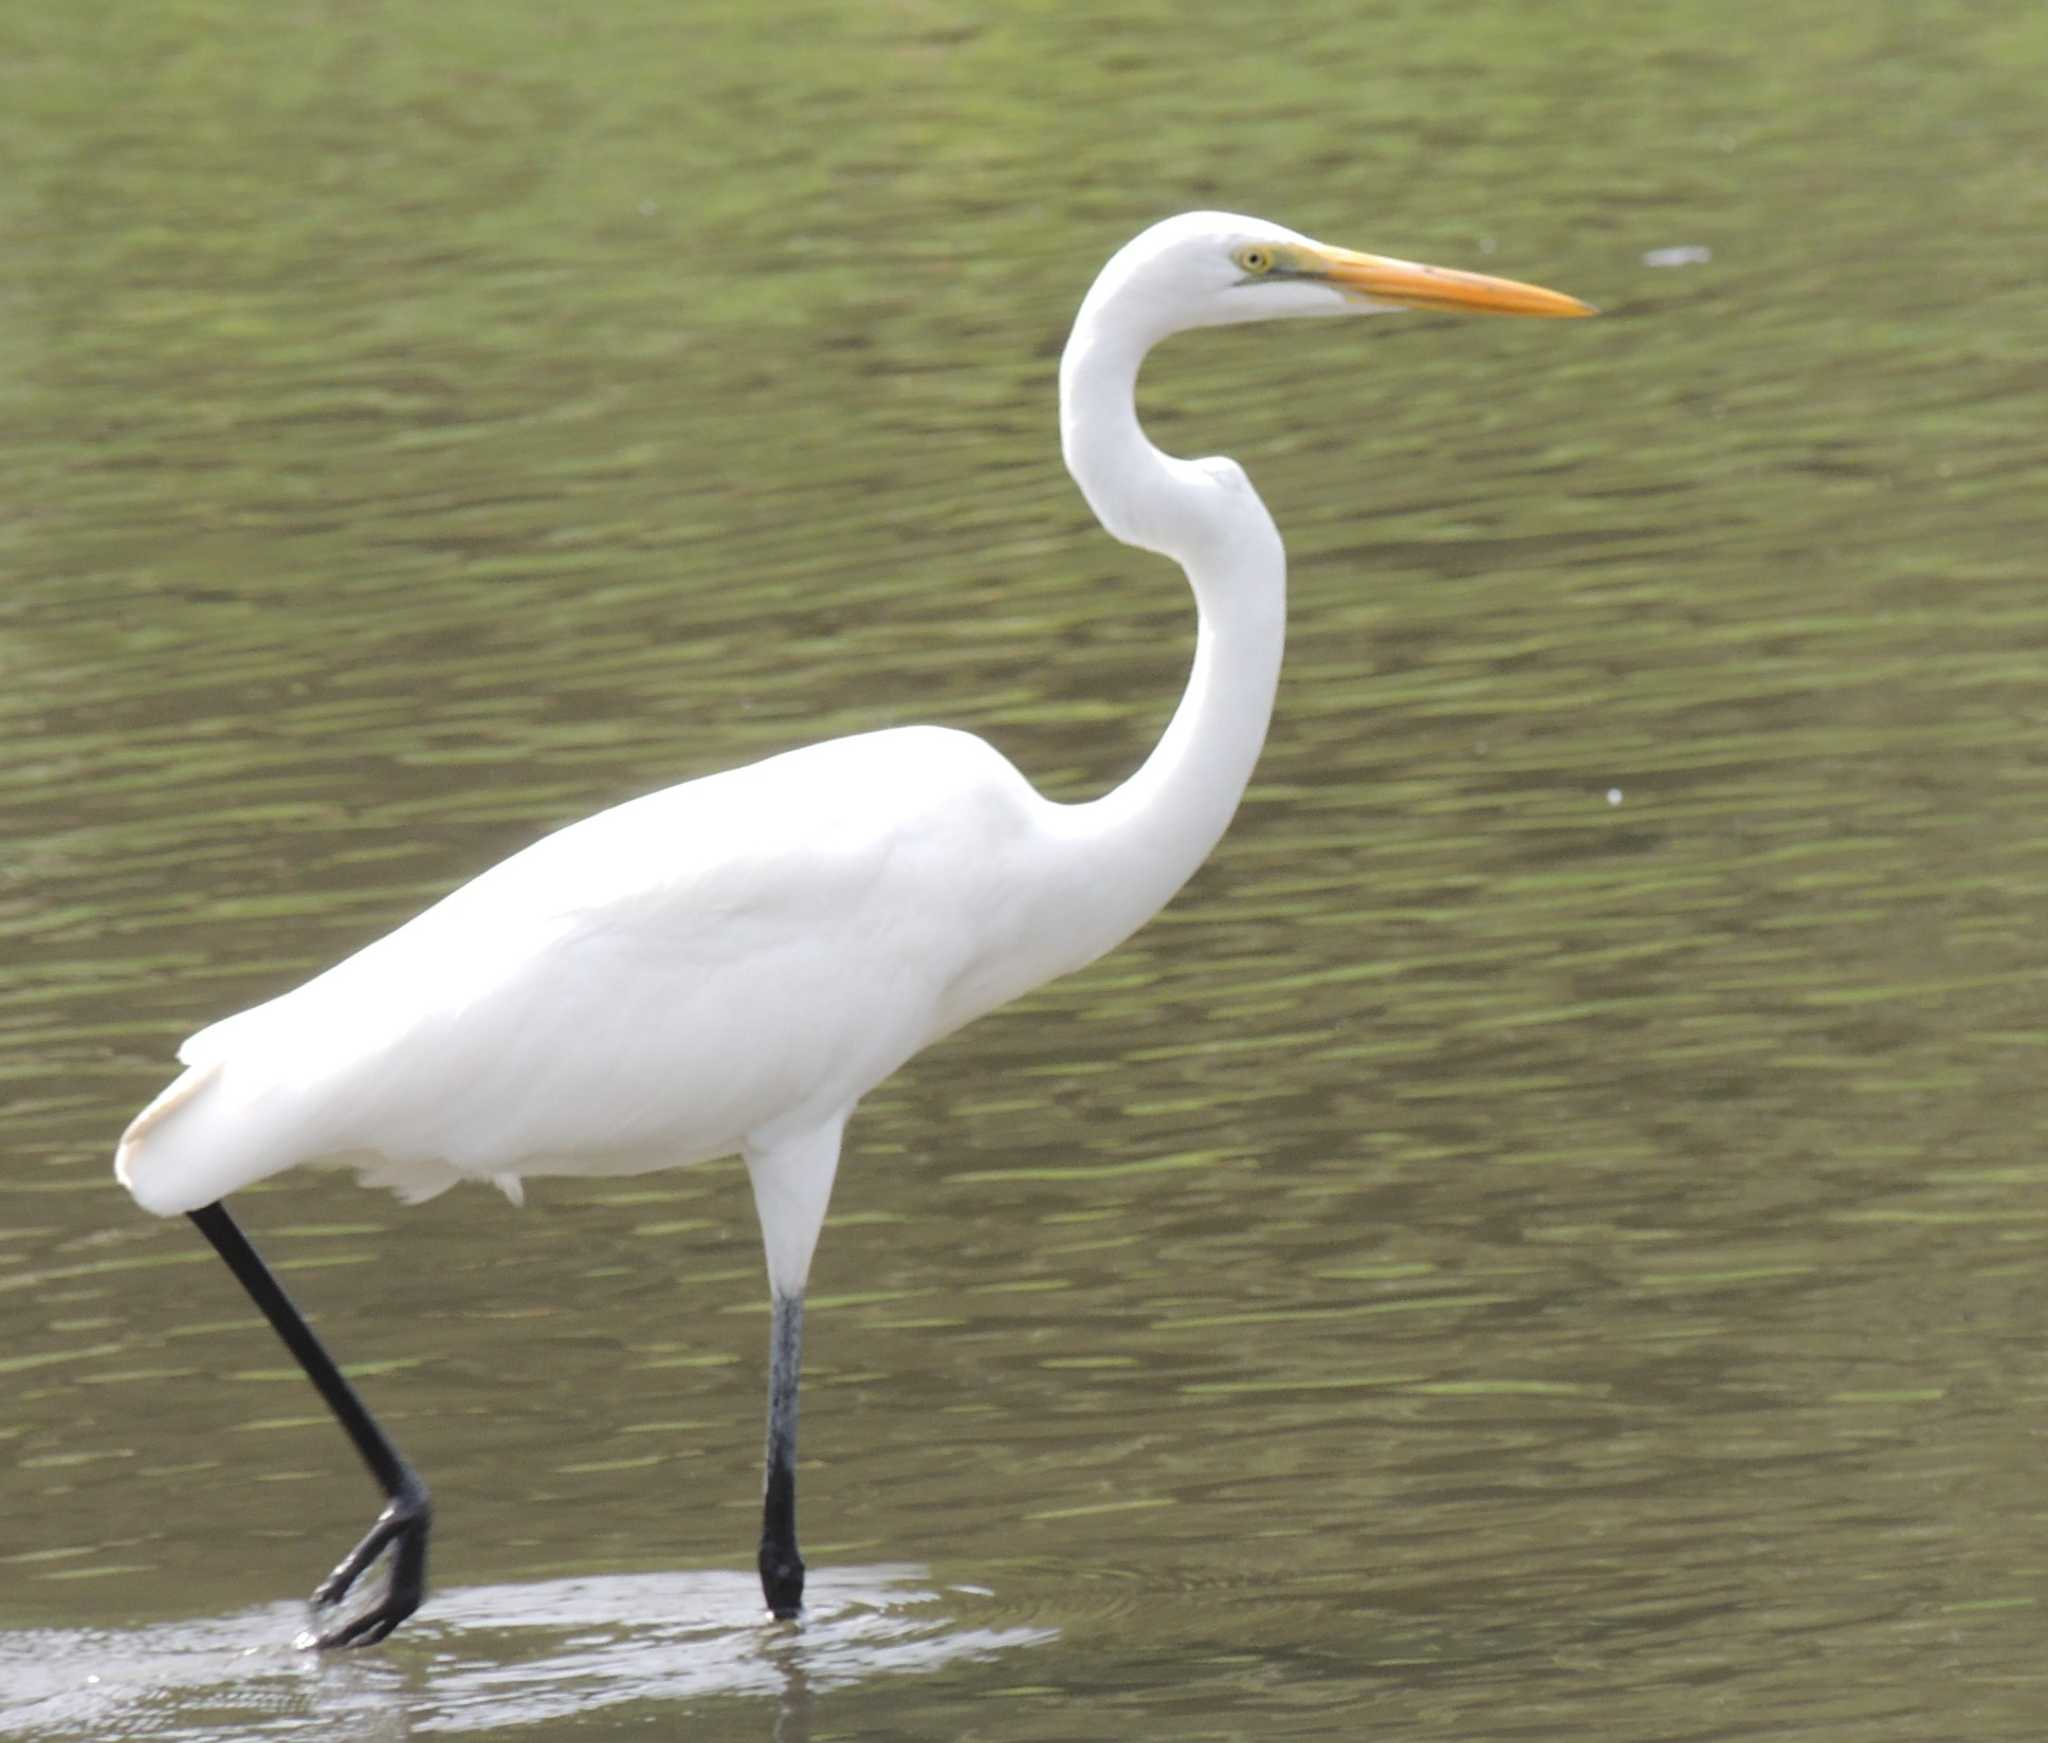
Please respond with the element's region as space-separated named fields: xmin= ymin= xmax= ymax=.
xmin=117 ymin=726 xmax=1052 ymax=1214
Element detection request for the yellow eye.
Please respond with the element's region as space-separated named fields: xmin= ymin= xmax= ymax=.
xmin=1235 ymin=245 xmax=1275 ymax=277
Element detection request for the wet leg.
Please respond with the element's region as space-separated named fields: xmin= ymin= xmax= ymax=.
xmin=758 ymin=1289 xmax=806 ymax=1619
xmin=189 ymin=1200 xmax=431 ymax=1648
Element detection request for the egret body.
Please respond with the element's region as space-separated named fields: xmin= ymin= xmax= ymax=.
xmin=117 ymin=211 xmax=1591 ymax=1646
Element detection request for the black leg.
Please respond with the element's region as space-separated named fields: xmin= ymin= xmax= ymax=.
xmin=758 ymin=1290 xmax=806 ymax=1619
xmin=188 ymin=1199 xmax=431 ymax=1648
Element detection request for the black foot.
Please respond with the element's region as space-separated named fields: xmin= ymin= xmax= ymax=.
xmin=298 ymin=1481 xmax=431 ymax=1649
xmin=759 ymin=1542 xmax=805 ymax=1621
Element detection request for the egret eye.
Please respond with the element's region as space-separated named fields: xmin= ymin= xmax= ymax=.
xmin=1235 ymin=245 xmax=1276 ymax=277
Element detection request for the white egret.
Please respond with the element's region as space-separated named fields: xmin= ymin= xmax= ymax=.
xmin=116 ymin=211 xmax=1592 ymax=1647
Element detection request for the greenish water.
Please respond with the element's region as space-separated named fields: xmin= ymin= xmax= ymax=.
xmin=5 ymin=0 xmax=2048 ymax=1736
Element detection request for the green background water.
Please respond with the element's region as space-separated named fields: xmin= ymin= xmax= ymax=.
xmin=5 ymin=0 xmax=2046 ymax=1736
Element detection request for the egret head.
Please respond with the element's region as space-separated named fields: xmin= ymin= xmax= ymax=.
xmin=1079 ymin=210 xmax=1594 ymax=343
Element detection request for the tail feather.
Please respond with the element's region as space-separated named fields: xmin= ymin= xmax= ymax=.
xmin=116 ymin=1052 xmax=519 ymax=1214
xmin=114 ymin=1057 xmax=296 ymax=1216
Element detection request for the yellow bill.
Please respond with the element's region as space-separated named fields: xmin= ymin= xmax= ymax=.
xmin=1301 ymin=242 xmax=1596 ymax=318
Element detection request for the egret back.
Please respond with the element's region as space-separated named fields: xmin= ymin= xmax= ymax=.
xmin=116 ymin=726 xmax=1066 ymax=1215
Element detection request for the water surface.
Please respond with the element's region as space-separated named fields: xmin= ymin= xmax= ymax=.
xmin=5 ymin=1 xmax=2047 ymax=1737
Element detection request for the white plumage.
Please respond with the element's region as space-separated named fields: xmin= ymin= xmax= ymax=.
xmin=122 ymin=727 xmax=1061 ymax=1235
xmin=114 ymin=212 xmax=1591 ymax=1644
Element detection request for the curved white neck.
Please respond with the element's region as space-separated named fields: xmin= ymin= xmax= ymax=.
xmin=1044 ymin=296 xmax=1288 ymax=969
